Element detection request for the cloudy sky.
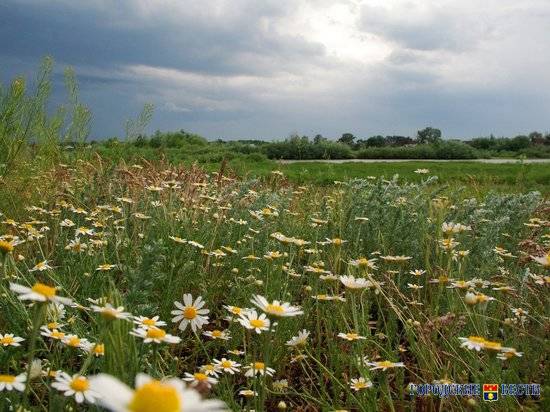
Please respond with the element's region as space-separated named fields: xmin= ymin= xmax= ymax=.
xmin=1 ymin=0 xmax=549 ymax=140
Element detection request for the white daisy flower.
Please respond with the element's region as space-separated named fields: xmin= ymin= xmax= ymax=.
xmin=337 ymin=332 xmax=366 ymax=341
xmin=51 ymin=372 xmax=98 ymax=404
xmin=340 ymin=275 xmax=370 ymax=289
xmin=286 ymin=329 xmax=310 ymax=347
xmin=531 ymin=252 xmax=550 ymax=268
xmin=202 ymin=329 xmax=231 ymax=340
xmin=62 ymin=334 xmax=90 ymax=349
xmin=497 ymin=347 xmax=524 ymax=360
xmin=0 ymin=373 xmax=26 ymax=392
xmin=91 ymin=304 xmax=131 ymax=320
xmin=350 ymin=377 xmax=373 ymax=391
xmin=348 ymin=257 xmax=378 ymax=270
xmin=250 ymin=295 xmax=303 ymax=317
xmin=171 ymin=294 xmax=209 ymax=332
xmin=130 ymin=327 xmax=181 ymax=344
xmin=238 ymin=310 xmax=270 ymax=334
xmin=133 ymin=315 xmax=166 ymax=329
xmin=90 ymin=373 xmax=227 ymax=411
xmin=75 ymin=227 xmax=95 ymax=236
xmin=10 ymin=282 xmax=72 ymax=305
xmin=188 ymin=241 xmax=204 ymax=249
xmin=244 ymin=362 xmax=275 ymax=377
xmin=213 ymin=358 xmax=241 ymax=374
xmin=223 ymin=305 xmax=250 ymax=318
xmin=199 ymin=364 xmax=221 ymax=377
xmin=0 ymin=333 xmax=24 ymax=347
xmin=459 ymin=336 xmax=487 ymax=351
xmin=40 ymin=326 xmax=66 ymax=341
xmin=60 ymin=219 xmax=75 ymax=227
xmin=29 ymin=260 xmax=52 ymax=272
xmin=81 ymin=342 xmax=105 ymax=357
xmin=367 ymin=360 xmax=405 ymax=371
xmin=183 ymin=372 xmax=218 ymax=388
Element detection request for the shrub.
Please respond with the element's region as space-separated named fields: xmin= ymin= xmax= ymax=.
xmin=263 ymin=140 xmax=354 ymax=160
xmin=357 ymin=142 xmax=478 ymax=159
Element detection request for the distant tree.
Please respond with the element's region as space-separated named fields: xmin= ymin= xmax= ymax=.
xmin=313 ymin=134 xmax=327 ymax=144
xmin=502 ymin=135 xmax=530 ymax=151
xmin=417 ymin=127 xmax=442 ymax=144
xmin=338 ymin=133 xmax=356 ymax=146
xmin=385 ymin=135 xmax=414 ymax=146
xmin=354 ymin=139 xmax=368 ymax=149
xmin=529 ymin=131 xmax=544 ymax=145
xmin=366 ymin=135 xmax=385 ymax=147
xmin=469 ymin=136 xmax=497 ymax=150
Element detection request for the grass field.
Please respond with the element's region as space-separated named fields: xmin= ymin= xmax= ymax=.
xmin=0 ymin=156 xmax=548 ymax=411
xmin=199 ymin=159 xmax=550 ymax=196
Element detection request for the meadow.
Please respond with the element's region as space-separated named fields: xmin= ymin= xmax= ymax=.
xmin=90 ymin=142 xmax=550 ymax=194
xmin=1 ymin=61 xmax=549 ymax=411
xmin=0 ymin=157 xmax=549 ymax=411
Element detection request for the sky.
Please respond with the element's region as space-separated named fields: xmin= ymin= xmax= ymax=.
xmin=1 ymin=0 xmax=549 ymax=140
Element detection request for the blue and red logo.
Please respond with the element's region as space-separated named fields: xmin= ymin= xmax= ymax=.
xmin=483 ymin=384 xmax=499 ymax=401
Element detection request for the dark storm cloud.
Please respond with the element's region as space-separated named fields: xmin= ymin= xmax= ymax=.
xmin=1 ymin=0 xmax=549 ymax=139
xmin=0 ymin=0 xmax=324 ymax=76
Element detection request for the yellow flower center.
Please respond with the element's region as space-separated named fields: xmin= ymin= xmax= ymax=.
xmin=70 ymin=377 xmax=90 ymax=392
xmin=0 ymin=240 xmax=14 ymax=254
xmin=346 ymin=333 xmax=359 ymax=340
xmin=483 ymin=340 xmax=502 ymax=351
xmin=47 ymin=322 xmax=59 ymax=329
xmin=332 ymin=238 xmax=343 ymax=246
xmin=253 ymin=362 xmax=265 ymax=370
xmin=266 ymin=304 xmax=285 ymax=314
xmin=142 ymin=318 xmax=156 ymax=326
xmin=101 ymin=308 xmax=119 ymax=319
xmin=194 ymin=373 xmax=208 ymax=381
xmin=377 ymin=361 xmax=394 ymax=368
xmin=249 ymin=319 xmax=265 ymax=328
xmin=469 ymin=336 xmax=486 ymax=344
xmin=211 ymin=330 xmax=222 ymax=337
xmin=183 ymin=307 xmax=197 ymax=319
xmin=0 ymin=375 xmax=16 ymax=383
xmin=221 ymin=360 xmax=232 ymax=368
xmin=67 ymin=336 xmax=81 ymax=347
xmin=129 ymin=381 xmax=181 ymax=412
xmin=51 ymin=330 xmax=65 ymax=340
xmin=93 ymin=344 xmax=105 ymax=355
xmin=0 ymin=336 xmax=14 ymax=345
xmin=31 ymin=283 xmax=56 ymax=298
xmin=230 ymin=307 xmax=242 ymax=315
xmin=146 ymin=328 xmax=166 ymax=340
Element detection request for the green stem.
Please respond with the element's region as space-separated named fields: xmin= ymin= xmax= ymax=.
xmin=22 ymin=303 xmax=46 ymax=406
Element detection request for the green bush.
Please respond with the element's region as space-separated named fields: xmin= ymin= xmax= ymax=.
xmin=357 ymin=142 xmax=478 ymax=159
xmin=263 ymin=140 xmax=354 ymax=159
